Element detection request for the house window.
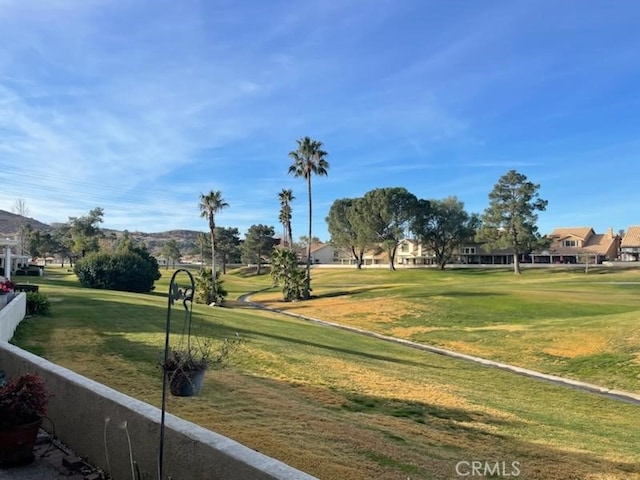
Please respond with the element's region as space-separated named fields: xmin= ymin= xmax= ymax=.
xmin=463 ymin=247 xmax=476 ymax=254
xmin=401 ymin=243 xmax=409 ymax=252
xmin=564 ymin=240 xmax=576 ymax=247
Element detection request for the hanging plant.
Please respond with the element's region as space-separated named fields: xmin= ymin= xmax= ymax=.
xmin=160 ymin=337 xmax=243 ymax=396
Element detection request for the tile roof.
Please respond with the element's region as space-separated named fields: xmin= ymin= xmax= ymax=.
xmin=309 ymin=242 xmax=331 ymax=254
xmin=621 ymin=226 xmax=640 ymax=247
xmin=547 ymin=226 xmax=618 ymax=255
xmin=548 ymin=227 xmax=594 ymax=240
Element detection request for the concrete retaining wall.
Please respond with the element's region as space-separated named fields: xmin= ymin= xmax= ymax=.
xmin=0 ymin=342 xmax=317 ymax=480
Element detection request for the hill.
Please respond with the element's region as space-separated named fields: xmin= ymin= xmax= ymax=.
xmin=0 ymin=210 xmax=202 ymax=256
xmin=0 ymin=209 xmax=50 ymax=235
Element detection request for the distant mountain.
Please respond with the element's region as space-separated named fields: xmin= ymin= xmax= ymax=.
xmin=0 ymin=210 xmax=202 ymax=256
xmin=126 ymin=229 xmax=201 ymax=256
xmin=0 ymin=209 xmax=50 ymax=236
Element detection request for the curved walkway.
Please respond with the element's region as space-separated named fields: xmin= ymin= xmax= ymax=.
xmin=238 ymin=292 xmax=640 ymax=405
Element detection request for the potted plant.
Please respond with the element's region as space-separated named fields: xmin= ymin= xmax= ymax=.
xmin=0 ymin=373 xmax=51 ymax=466
xmin=160 ymin=336 xmax=242 ymax=397
xmin=0 ymin=279 xmax=14 ymax=309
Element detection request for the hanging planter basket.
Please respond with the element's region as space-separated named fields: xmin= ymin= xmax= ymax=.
xmin=166 ymin=367 xmax=206 ymax=397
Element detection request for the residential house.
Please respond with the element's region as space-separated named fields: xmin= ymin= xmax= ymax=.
xmin=540 ymin=227 xmax=620 ymax=264
xmin=309 ymin=242 xmax=336 ymax=264
xmin=456 ymin=242 xmax=515 ymax=265
xmin=361 ymin=247 xmax=389 ymax=266
xmin=620 ymin=226 xmax=640 ymax=261
xmin=395 ymin=239 xmax=435 ymax=265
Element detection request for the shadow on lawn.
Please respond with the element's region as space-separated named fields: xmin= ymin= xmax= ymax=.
xmin=312 ymin=286 xmax=387 ymax=299
xmin=405 ymin=290 xmax=506 ymax=299
xmin=98 ymin=322 xmax=445 ymax=371
xmin=331 ymin=389 xmax=640 ymax=480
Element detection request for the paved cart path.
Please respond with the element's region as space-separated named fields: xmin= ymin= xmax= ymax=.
xmin=237 ymin=292 xmax=640 ymax=406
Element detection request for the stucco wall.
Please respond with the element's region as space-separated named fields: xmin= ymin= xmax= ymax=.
xmin=0 ymin=292 xmax=26 ymax=341
xmin=0 ymin=342 xmax=317 ymax=480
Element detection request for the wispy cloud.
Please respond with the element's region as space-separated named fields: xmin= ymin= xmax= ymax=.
xmin=0 ymin=0 xmax=639 ymax=239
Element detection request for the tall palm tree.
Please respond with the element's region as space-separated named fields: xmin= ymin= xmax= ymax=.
xmin=288 ymin=136 xmax=329 ymax=298
xmin=278 ymin=188 xmax=295 ymax=247
xmin=199 ymin=191 xmax=229 ymax=302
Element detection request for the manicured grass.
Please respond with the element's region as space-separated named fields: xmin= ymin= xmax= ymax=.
xmin=250 ymin=266 xmax=640 ymax=393
xmin=10 ymin=265 xmax=640 ymax=480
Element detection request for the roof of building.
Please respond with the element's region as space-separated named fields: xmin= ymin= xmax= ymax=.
xmin=547 ymin=226 xmax=618 ymax=255
xmin=621 ymin=226 xmax=640 ymax=247
xmin=309 ymin=242 xmax=332 ymax=254
xmin=548 ymin=227 xmax=594 ymax=240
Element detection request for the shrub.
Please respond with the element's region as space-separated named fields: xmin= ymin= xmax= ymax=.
xmin=74 ymin=251 xmax=161 ymax=293
xmin=26 ymin=292 xmax=51 ymax=316
xmin=194 ymin=268 xmax=227 ymax=305
xmin=270 ymin=248 xmax=307 ymax=301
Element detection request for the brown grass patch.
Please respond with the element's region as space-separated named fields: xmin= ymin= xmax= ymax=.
xmin=257 ymin=295 xmax=422 ymax=329
xmin=389 ymin=325 xmax=443 ymax=336
xmin=464 ymin=325 xmax=529 ymax=332
xmin=542 ymin=334 xmax=608 ymax=358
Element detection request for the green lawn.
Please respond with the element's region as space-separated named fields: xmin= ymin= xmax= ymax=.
xmin=250 ymin=266 xmax=640 ymax=393
xmin=11 ymin=265 xmax=640 ymax=480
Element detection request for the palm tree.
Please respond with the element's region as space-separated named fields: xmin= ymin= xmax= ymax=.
xmin=278 ymin=189 xmax=295 ymax=247
xmin=288 ymin=136 xmax=329 ymax=298
xmin=199 ymin=191 xmax=229 ymax=303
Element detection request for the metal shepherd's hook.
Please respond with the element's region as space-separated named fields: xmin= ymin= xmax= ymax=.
xmin=158 ymin=269 xmax=195 ymax=480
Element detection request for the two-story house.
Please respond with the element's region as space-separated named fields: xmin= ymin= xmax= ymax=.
xmin=620 ymin=226 xmax=640 ymax=261
xmin=543 ymin=227 xmax=620 ymax=264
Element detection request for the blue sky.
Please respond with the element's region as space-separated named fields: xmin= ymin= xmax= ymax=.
xmin=1 ymin=1 xmax=639 ymax=241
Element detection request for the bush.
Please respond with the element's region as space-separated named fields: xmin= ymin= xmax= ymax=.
xmin=270 ymin=248 xmax=307 ymax=301
xmin=26 ymin=292 xmax=51 ymax=316
xmin=194 ymin=268 xmax=227 ymax=305
xmin=74 ymin=251 xmax=161 ymax=293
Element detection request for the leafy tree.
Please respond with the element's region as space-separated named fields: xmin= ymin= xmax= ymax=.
xmin=270 ymin=248 xmax=306 ymax=301
xmin=68 ymin=207 xmax=104 ymax=258
xmin=51 ymin=224 xmax=74 ymax=266
xmin=288 ymin=136 xmax=329 ymax=298
xmin=477 ymin=170 xmax=548 ymax=274
xmin=411 ymin=197 xmax=480 ymax=270
xmin=357 ymin=187 xmax=418 ymax=270
xmin=297 ymin=235 xmax=321 ymax=246
xmin=242 ymin=224 xmax=277 ymax=274
xmin=23 ymin=225 xmax=39 ymax=257
xmin=278 ymin=189 xmax=295 ymax=248
xmin=214 ymin=227 xmax=241 ymax=273
xmin=160 ymin=239 xmax=182 ymax=269
xmin=326 ymin=197 xmax=373 ymax=269
xmin=199 ymin=191 xmax=229 ymax=301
